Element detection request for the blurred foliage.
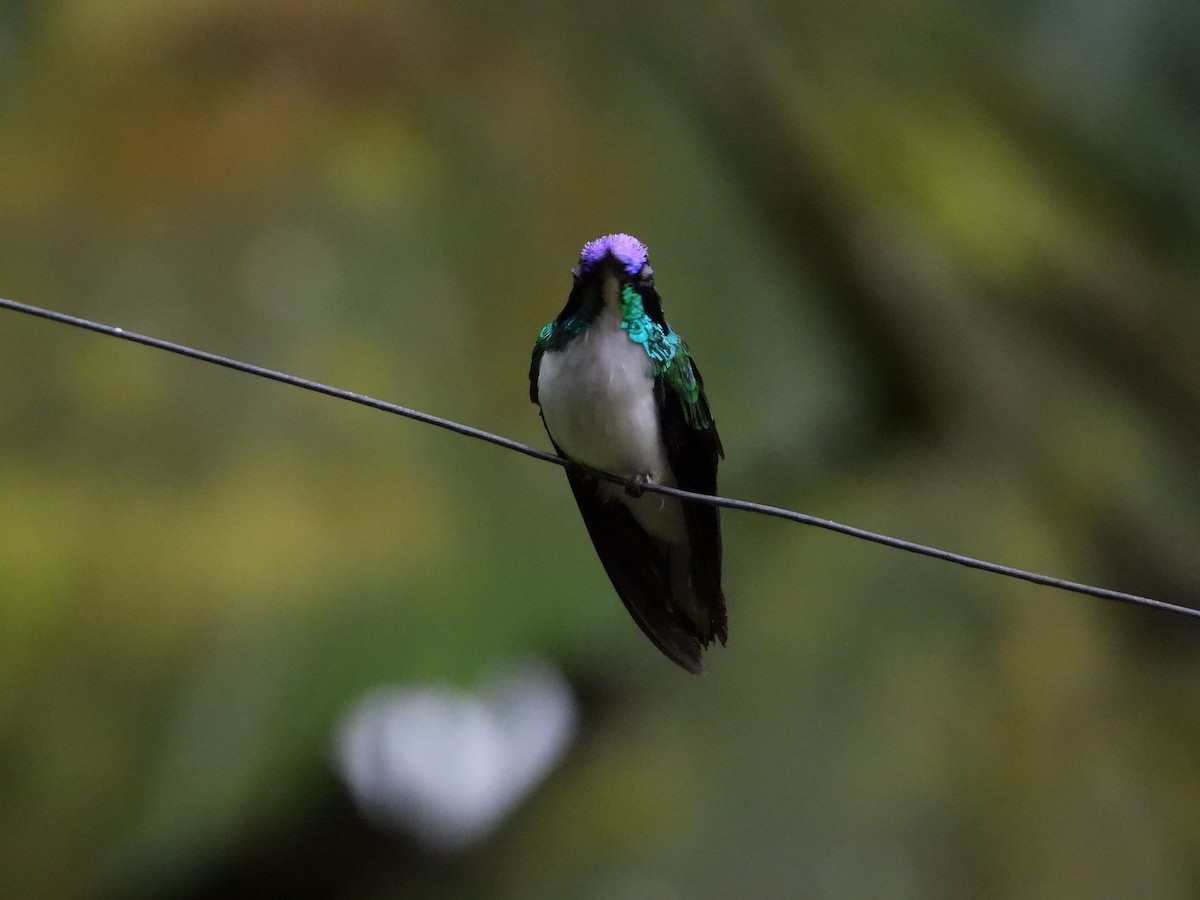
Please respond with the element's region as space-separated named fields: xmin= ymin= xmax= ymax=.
xmin=1 ymin=0 xmax=1199 ymax=897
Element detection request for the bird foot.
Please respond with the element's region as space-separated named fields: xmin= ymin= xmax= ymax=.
xmin=625 ymin=472 xmax=654 ymax=498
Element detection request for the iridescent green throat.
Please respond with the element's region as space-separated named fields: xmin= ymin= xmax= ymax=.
xmin=618 ymin=283 xmax=677 ymax=377
xmin=618 ymin=285 xmax=708 ymax=428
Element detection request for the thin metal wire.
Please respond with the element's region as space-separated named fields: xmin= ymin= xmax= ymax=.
xmin=3 ymin=295 xmax=1197 ymax=621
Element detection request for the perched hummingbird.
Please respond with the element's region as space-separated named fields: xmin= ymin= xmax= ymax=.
xmin=530 ymin=234 xmax=726 ymax=673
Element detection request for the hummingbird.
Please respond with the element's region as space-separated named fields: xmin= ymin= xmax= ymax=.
xmin=529 ymin=234 xmax=726 ymax=673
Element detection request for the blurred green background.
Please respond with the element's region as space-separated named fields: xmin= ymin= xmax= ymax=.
xmin=2 ymin=1 xmax=1200 ymax=897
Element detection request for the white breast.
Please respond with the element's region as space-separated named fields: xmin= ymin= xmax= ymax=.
xmin=537 ymin=304 xmax=669 ymax=480
xmin=538 ymin=303 xmax=690 ymax=545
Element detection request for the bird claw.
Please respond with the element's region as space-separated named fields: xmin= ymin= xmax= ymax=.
xmin=625 ymin=472 xmax=653 ymax=498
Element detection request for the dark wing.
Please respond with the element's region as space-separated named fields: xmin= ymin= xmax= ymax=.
xmin=530 ymin=324 xmax=551 ymax=404
xmin=657 ymin=353 xmax=727 ymax=645
xmin=560 ymin=458 xmax=709 ymax=673
xmin=533 ymin=323 xmax=719 ymax=673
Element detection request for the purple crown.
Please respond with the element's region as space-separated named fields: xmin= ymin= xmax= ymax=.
xmin=579 ymin=233 xmax=648 ymax=276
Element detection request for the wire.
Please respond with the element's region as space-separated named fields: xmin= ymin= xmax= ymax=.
xmin=2 ymin=294 xmax=1197 ymax=621
xmin=0 ymin=297 xmax=561 ymax=464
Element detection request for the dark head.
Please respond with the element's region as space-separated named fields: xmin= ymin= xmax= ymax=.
xmin=559 ymin=233 xmax=664 ymax=327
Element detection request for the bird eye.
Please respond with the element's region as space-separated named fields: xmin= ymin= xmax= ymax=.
xmin=639 ymin=265 xmax=655 ymax=286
